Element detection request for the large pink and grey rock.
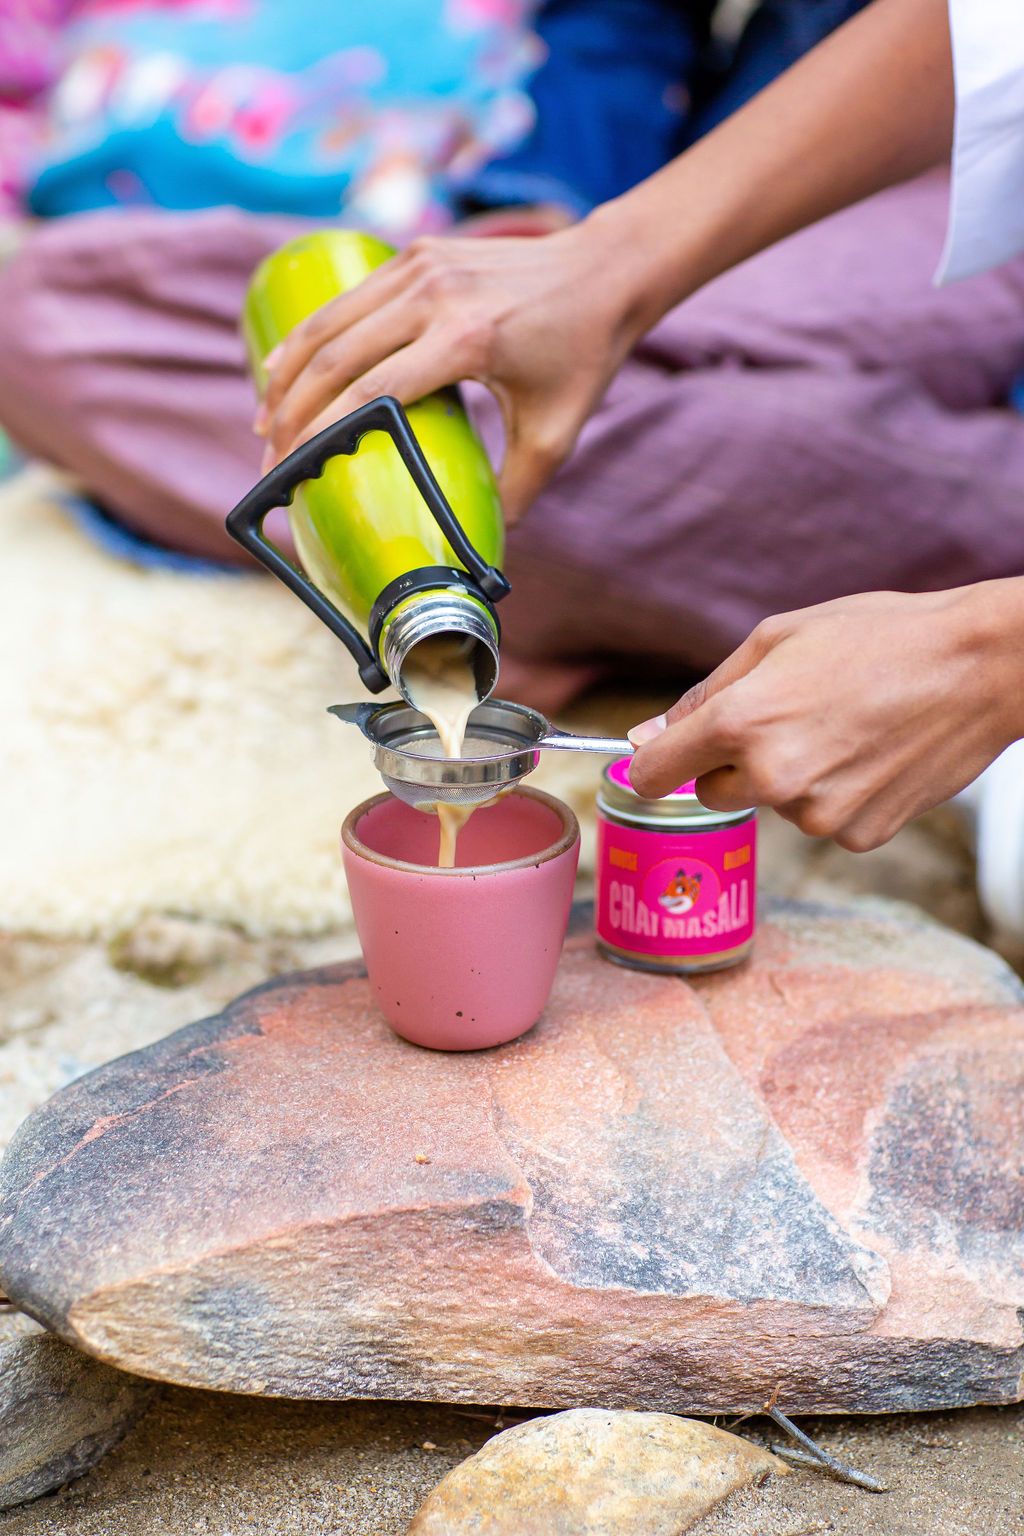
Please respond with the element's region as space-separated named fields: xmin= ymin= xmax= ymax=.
xmin=0 ymin=899 xmax=1021 ymax=1413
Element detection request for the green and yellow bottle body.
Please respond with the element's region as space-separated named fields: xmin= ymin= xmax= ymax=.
xmin=240 ymin=230 xmax=505 ymax=699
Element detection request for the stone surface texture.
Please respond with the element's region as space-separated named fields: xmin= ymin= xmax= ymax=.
xmin=0 ymin=898 xmax=1021 ymax=1415
xmin=406 ymin=1408 xmax=784 ymax=1535
xmin=0 ymin=1336 xmax=154 ymax=1510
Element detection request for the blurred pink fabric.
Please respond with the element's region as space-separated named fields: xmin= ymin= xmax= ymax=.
xmin=0 ymin=172 xmax=1023 ymax=677
xmin=0 ymin=0 xmax=70 ymax=213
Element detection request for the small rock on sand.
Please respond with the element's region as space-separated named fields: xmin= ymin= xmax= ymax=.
xmin=407 ymin=1408 xmax=785 ymax=1535
xmin=0 ymin=1334 xmax=156 ymax=1510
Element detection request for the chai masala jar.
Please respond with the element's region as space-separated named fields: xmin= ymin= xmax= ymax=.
xmin=595 ymin=758 xmax=756 ymax=974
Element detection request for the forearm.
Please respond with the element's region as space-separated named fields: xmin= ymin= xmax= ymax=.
xmin=591 ymin=0 xmax=954 ymax=332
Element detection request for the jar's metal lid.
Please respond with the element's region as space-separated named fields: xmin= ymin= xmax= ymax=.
xmin=600 ymin=756 xmax=754 ymax=827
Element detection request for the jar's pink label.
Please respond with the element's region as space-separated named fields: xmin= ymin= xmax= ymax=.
xmin=596 ymin=815 xmax=756 ymax=958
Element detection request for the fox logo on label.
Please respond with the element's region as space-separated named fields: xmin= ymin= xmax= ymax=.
xmin=658 ymin=868 xmax=702 ymax=915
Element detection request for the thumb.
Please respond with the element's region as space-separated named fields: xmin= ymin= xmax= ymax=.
xmin=626 ymin=696 xmax=735 ymax=800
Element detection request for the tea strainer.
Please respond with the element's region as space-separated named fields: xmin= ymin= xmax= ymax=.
xmin=329 ymin=699 xmax=631 ymax=811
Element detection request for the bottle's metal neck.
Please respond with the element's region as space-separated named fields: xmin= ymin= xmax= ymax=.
xmin=382 ymin=591 xmax=500 ymax=706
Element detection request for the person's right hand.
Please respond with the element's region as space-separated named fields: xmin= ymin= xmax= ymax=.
xmin=256 ymin=217 xmax=644 ymax=523
xmin=627 ymin=583 xmax=1024 ymax=851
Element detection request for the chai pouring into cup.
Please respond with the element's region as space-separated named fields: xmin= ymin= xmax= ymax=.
xmin=228 ymin=236 xmax=630 ymax=866
xmin=228 ymin=228 xmax=520 ymax=868
xmin=400 ymin=634 xmax=481 ymax=866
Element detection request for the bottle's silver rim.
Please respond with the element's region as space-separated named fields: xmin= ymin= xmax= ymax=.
xmin=382 ymin=592 xmax=499 ymax=705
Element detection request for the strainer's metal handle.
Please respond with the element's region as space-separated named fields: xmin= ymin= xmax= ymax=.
xmin=537 ymin=730 xmax=633 ymax=756
xmin=328 ymin=702 xmax=379 ymax=736
xmin=328 ymin=703 xmax=632 ymax=758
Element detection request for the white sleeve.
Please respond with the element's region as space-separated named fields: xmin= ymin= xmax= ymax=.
xmin=937 ymin=0 xmax=1024 ymax=283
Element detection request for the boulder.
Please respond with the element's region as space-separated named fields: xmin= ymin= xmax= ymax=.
xmin=0 ymin=1334 xmax=155 ymax=1509
xmin=406 ymin=1408 xmax=784 ymax=1535
xmin=0 ymin=899 xmax=1021 ymax=1413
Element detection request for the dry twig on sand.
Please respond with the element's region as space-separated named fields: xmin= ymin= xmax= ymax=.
xmin=767 ymin=1405 xmax=888 ymax=1493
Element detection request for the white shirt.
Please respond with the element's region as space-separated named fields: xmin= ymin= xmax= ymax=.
xmin=939 ymin=0 xmax=1024 ymax=281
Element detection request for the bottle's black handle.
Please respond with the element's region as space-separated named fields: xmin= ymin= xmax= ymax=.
xmin=225 ymin=395 xmax=510 ymax=694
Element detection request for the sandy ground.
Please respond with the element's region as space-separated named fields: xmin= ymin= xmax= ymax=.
xmin=1 ymin=805 xmax=1022 ymax=1535
xmin=0 ymin=1390 xmax=1020 ymax=1535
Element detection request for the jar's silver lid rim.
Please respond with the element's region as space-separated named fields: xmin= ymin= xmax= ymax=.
xmin=599 ymin=796 xmax=756 ymax=828
xmin=599 ymin=762 xmax=755 ymax=825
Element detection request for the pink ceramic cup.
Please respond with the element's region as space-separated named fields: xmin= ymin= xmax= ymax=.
xmin=341 ymin=787 xmax=580 ymax=1051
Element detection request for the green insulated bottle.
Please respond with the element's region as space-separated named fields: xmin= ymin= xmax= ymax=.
xmin=227 ymin=229 xmax=509 ymax=701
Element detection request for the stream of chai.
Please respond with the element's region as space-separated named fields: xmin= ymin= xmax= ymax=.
xmin=403 ymin=640 xmax=485 ymax=868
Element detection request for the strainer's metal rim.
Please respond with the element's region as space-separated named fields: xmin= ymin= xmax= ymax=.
xmin=341 ymin=787 xmax=580 ymax=876
xmin=338 ymin=698 xmax=548 ymax=792
xmin=373 ymin=739 xmax=538 ymax=791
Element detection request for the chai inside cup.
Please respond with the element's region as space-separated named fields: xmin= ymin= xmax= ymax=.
xmin=341 ymin=787 xmax=580 ymax=1051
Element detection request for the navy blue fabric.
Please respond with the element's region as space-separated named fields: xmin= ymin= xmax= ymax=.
xmin=689 ymin=0 xmax=870 ymax=140
xmin=460 ymin=0 xmax=870 ymax=215
xmin=458 ymin=0 xmax=709 ymax=216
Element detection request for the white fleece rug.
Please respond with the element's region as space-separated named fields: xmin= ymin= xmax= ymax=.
xmin=0 ymin=470 xmax=632 ymax=939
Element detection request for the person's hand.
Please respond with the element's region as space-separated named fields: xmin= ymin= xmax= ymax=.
xmin=627 ymin=583 xmax=1024 ymax=851
xmin=256 ymin=216 xmax=645 ymax=523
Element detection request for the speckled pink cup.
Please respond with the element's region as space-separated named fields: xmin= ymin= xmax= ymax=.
xmin=341 ymin=788 xmax=580 ymax=1051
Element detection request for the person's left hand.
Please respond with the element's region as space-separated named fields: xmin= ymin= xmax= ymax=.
xmin=254 ymin=212 xmax=649 ymax=524
xmin=627 ymin=583 xmax=1024 ymax=851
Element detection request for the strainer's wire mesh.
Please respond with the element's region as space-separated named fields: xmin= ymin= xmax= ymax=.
xmin=381 ymin=773 xmax=517 ymax=809
xmin=377 ymin=723 xmax=535 ymax=810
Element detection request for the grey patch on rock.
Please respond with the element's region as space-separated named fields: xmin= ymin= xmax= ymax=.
xmin=509 ymin=1108 xmax=885 ymax=1310
xmin=181 ymin=1280 xmax=276 ymax=1363
xmin=767 ymin=895 xmax=1024 ymax=1002
xmin=0 ymin=1308 xmax=44 ymax=1347
xmin=0 ymin=1333 xmax=156 ymax=1510
xmin=863 ymin=1054 xmax=1024 ymax=1276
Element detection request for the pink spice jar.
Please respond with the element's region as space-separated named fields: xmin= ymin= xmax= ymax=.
xmin=595 ymin=758 xmax=757 ymax=974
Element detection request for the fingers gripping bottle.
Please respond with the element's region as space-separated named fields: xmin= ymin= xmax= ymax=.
xmin=228 ymin=230 xmax=509 ymax=703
